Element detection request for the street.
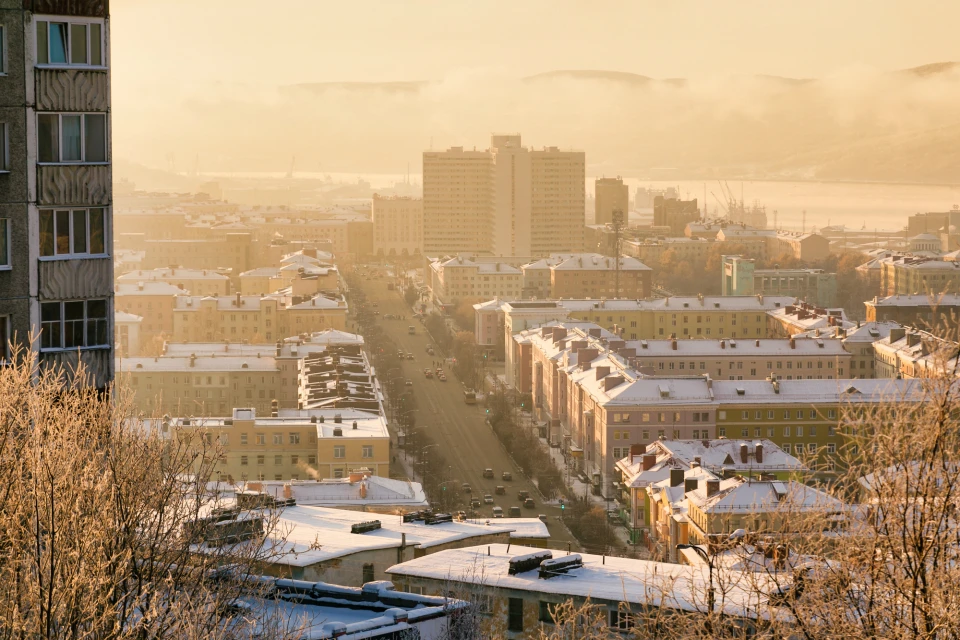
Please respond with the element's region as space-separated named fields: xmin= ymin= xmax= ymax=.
xmin=353 ymin=275 xmax=579 ymax=550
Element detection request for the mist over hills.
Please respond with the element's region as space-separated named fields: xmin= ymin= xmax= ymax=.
xmin=114 ymin=62 xmax=960 ymax=184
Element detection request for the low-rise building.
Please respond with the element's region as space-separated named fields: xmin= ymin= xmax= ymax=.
xmin=171 ymin=292 xmax=347 ymax=343
xmin=387 ymin=544 xmax=770 ymax=637
xmin=766 ymin=301 xmax=849 ymax=337
xmin=879 ymin=255 xmax=960 ymax=296
xmin=873 ymin=326 xmax=959 ymax=379
xmin=795 ymin=320 xmax=901 ymax=379
xmin=114 ymin=311 xmax=143 ymax=358
xmin=624 ymin=237 xmax=713 ymax=267
xmin=520 ymin=253 xmax=652 ymax=300
xmin=428 ymin=255 xmax=522 ymax=308
xmin=865 ymin=293 xmax=960 ymax=329
xmin=167 ymin=406 xmax=390 ymax=481
xmin=114 ymin=282 xmax=187 ymax=344
xmin=116 ymin=267 xmax=231 ymax=296
xmin=722 ymin=255 xmax=837 ymax=307
xmin=238 ymin=264 xmax=340 ymax=296
xmin=614 ymin=439 xmax=804 ymax=543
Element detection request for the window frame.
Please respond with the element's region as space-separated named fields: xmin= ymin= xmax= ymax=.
xmin=0 ymin=218 xmax=9 ymax=269
xmin=0 ymin=122 xmax=9 ymax=172
xmin=36 ymin=112 xmax=109 ymax=165
xmin=39 ymin=298 xmax=109 ymax=351
xmin=38 ymin=207 xmax=107 ymax=260
xmin=34 ymin=16 xmax=106 ymax=69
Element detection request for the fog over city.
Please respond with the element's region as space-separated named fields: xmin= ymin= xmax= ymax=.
xmin=6 ymin=3 xmax=960 ymax=638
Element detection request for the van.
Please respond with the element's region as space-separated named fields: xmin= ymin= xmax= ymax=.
xmin=492 ymin=506 xmax=503 ymax=518
xmin=508 ymin=506 xmax=522 ymax=518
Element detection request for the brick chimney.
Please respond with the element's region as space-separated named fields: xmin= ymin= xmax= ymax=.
xmin=595 ymin=365 xmax=611 ymax=380
xmin=755 ymin=442 xmax=763 ymax=463
xmin=740 ymin=443 xmax=749 ymax=463
xmin=684 ymin=478 xmax=698 ymax=493
xmin=706 ymin=480 xmax=720 ymax=497
xmin=629 ymin=443 xmax=646 ymax=461
xmin=642 ymin=454 xmax=656 ymax=471
xmin=670 ymin=468 xmax=684 ymax=487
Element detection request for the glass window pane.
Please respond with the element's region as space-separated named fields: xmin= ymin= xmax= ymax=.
xmin=64 ymin=301 xmax=84 ymax=348
xmin=39 ymin=211 xmax=54 ymax=256
xmin=0 ymin=219 xmax=8 ymax=266
xmin=41 ymin=302 xmax=61 ymax=349
xmin=70 ymin=24 xmax=87 ymax=64
xmin=49 ymin=23 xmax=67 ymax=64
xmin=55 ymin=210 xmax=70 ymax=255
xmin=83 ymin=114 xmax=106 ymax=162
xmin=72 ymin=210 xmax=87 ymax=254
xmin=89 ymin=208 xmax=104 ymax=254
xmin=37 ymin=22 xmax=48 ymax=65
xmin=61 ymin=115 xmax=81 ymax=162
xmin=90 ymin=24 xmax=101 ymax=66
xmin=87 ymin=299 xmax=107 ymax=346
xmin=1 ymin=124 xmax=7 ymax=170
xmin=37 ymin=114 xmax=59 ymax=162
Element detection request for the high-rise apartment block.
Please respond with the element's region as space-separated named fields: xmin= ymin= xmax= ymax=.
xmin=594 ymin=176 xmax=628 ymax=226
xmin=0 ymin=1 xmax=114 ymax=388
xmin=423 ymin=134 xmax=584 ymax=257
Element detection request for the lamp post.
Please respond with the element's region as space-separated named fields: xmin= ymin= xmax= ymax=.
xmin=417 ymin=443 xmax=439 ymax=487
xmin=677 ymin=529 xmax=745 ymax=630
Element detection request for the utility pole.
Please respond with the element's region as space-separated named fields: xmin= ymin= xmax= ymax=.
xmin=612 ymin=207 xmax=624 ymax=299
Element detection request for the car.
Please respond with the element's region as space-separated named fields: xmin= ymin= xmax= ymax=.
xmin=483 ymin=468 xmax=494 ymax=479
xmin=483 ymin=494 xmax=494 ymax=504
xmin=406 ymin=354 xmax=415 ymax=360
xmin=404 ymin=380 xmax=413 ymax=386
xmin=508 ymin=506 xmax=522 ymax=518
xmin=383 ymin=313 xmax=393 ymax=319
xmin=424 ymin=371 xmax=433 ymax=378
xmin=538 ymin=514 xmax=549 ymax=523
xmin=517 ymin=490 xmax=530 ymax=501
xmin=501 ymin=471 xmax=512 ymax=481
xmin=470 ymin=497 xmax=481 ymax=508
xmin=523 ymin=498 xmax=536 ymax=509
xmin=439 ymin=375 xmax=447 ymax=382
xmin=461 ymin=483 xmax=472 ymax=493
xmin=423 ymin=368 xmax=431 ymax=374
xmin=424 ymin=345 xmax=432 ymax=353
xmin=492 ymin=506 xmax=503 ymax=518
xmin=495 ymin=485 xmax=506 ymax=495
xmin=427 ymin=348 xmax=435 ymax=356
xmin=607 ymin=510 xmax=619 ymax=522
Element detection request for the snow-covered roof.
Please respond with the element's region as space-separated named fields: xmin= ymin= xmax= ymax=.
xmin=687 ymin=478 xmax=845 ymax=515
xmin=386 ymin=544 xmax=778 ymax=620
xmin=867 ymin=294 xmax=960 ymax=307
xmin=472 ymin=297 xmax=503 ymax=312
xmin=117 ymin=268 xmax=229 ymax=281
xmin=115 ymin=282 xmax=188 ymax=296
xmin=114 ymin=311 xmax=143 ymax=323
xmin=795 ymin=320 xmax=901 ymax=343
xmin=627 ymin=337 xmax=849 ymax=358
xmin=210 ymin=476 xmax=428 ymax=508
xmin=121 ymin=355 xmax=278 ymax=373
xmin=521 ymin=253 xmax=651 ymax=272
xmin=501 ymin=295 xmax=796 ymax=313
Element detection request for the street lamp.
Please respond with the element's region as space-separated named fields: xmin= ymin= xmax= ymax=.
xmin=677 ymin=529 xmax=746 ymax=628
xmin=417 ymin=443 xmax=439 ymax=485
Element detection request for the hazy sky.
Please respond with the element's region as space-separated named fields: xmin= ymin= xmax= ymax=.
xmin=113 ymin=0 xmax=958 ymax=89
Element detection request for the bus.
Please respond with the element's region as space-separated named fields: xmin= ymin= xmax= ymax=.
xmin=464 ymin=390 xmax=477 ymax=405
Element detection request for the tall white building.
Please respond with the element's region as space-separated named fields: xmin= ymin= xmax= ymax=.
xmin=423 ymin=134 xmax=584 ymax=258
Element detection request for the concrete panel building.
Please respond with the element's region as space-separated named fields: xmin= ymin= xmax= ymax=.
xmin=0 ymin=0 xmax=114 ymax=386
xmin=722 ymin=255 xmax=837 ymax=307
xmin=594 ymin=176 xmax=628 ymax=226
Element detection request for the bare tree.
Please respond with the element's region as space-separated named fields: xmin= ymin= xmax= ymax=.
xmin=0 ymin=345 xmax=297 ymax=639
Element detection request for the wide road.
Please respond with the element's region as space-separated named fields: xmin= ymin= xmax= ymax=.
xmin=355 ymin=275 xmax=578 ymax=550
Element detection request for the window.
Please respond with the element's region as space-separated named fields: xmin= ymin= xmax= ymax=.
xmin=37 ymin=113 xmax=107 ymax=163
xmin=240 ymin=456 xmax=248 ymax=466
xmin=362 ymin=563 xmax=375 ymax=584
xmin=796 ymin=426 xmax=803 ymax=437
xmin=783 ymin=426 xmax=791 ymax=437
xmin=40 ymin=299 xmax=107 ymax=350
xmin=539 ymin=601 xmax=555 ymax=624
xmin=36 ymin=19 xmax=104 ymax=67
xmin=274 ymin=455 xmax=282 ymax=465
xmin=0 ymin=123 xmax=8 ymax=171
xmin=827 ymin=443 xmax=836 ymax=454
xmin=782 ymin=443 xmax=791 ymax=453
xmin=334 ymin=445 xmax=345 ymax=459
xmin=808 ymin=443 xmax=817 ymax=453
xmin=256 ymin=433 xmax=265 ymax=445
xmin=307 ymin=454 xmax=316 ymax=465
xmin=240 ymin=433 xmax=248 ymax=445
xmin=719 ymin=428 xmax=726 ymax=437
xmin=257 ymin=455 xmax=265 ymax=466
xmin=289 ymin=432 xmax=300 ymax=445
xmin=38 ymin=208 xmax=106 ymax=258
xmin=0 ymin=218 xmax=9 ymax=268
xmin=334 ymin=468 xmax=344 ymax=478
xmin=362 ymin=445 xmax=373 ymax=458
xmin=273 ymin=434 xmax=282 ymax=445
xmin=610 ymin=609 xmax=635 ymax=631
xmin=291 ymin=455 xmax=299 ymax=465
xmin=508 ymin=598 xmax=524 ymax=632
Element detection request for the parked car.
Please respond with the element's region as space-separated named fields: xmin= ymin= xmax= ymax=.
xmin=523 ymin=498 xmax=536 ymax=509
xmin=461 ymin=483 xmax=472 ymax=493
xmin=495 ymin=485 xmax=506 ymax=495
xmin=492 ymin=506 xmax=503 ymax=518
xmin=502 ymin=471 xmax=513 ymax=481
xmin=483 ymin=468 xmax=494 ymax=479
xmin=508 ymin=506 xmax=522 ymax=518
xmin=517 ymin=490 xmax=530 ymax=501
xmin=483 ymin=494 xmax=494 ymax=504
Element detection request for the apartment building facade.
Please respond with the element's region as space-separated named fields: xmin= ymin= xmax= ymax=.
xmin=371 ymin=194 xmax=422 ymax=257
xmin=879 ymin=255 xmax=960 ymax=296
xmin=865 ymin=293 xmax=960 ymax=329
xmin=594 ymin=176 xmax=628 ymax=226
xmin=520 ymin=253 xmax=652 ymax=300
xmin=0 ymin=0 xmax=114 ymax=385
xmin=422 ymin=134 xmax=584 ymax=257
xmin=116 ymin=267 xmax=230 ymax=296
xmin=722 ymin=255 xmax=837 ymax=307
xmin=428 ymin=255 xmax=522 ymax=307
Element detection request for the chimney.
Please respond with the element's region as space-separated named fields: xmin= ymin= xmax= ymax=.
xmin=283 ymin=484 xmax=293 ymax=499
xmin=720 ymin=340 xmax=726 ymax=349
xmin=595 ymin=366 xmax=611 ymax=381
xmin=671 ymin=339 xmax=678 ymax=351
xmin=755 ymin=442 xmax=763 ymax=463
xmin=359 ymin=480 xmax=368 ymax=499
xmin=706 ymin=480 xmax=720 ymax=497
xmin=629 ymin=443 xmax=646 ymax=460
xmin=642 ymin=454 xmax=656 ymax=471
xmin=789 ymin=338 xmax=796 ymax=349
xmin=670 ymin=468 xmax=684 ymax=487
xmin=740 ymin=443 xmax=749 ymax=464
xmin=604 ymin=376 xmax=624 ymax=391
xmin=890 ymin=327 xmax=906 ymax=343
xmin=236 ymin=292 xmax=241 ymax=307
xmin=684 ymin=478 xmax=698 ymax=493
xmin=189 ymin=354 xmax=196 ymax=367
